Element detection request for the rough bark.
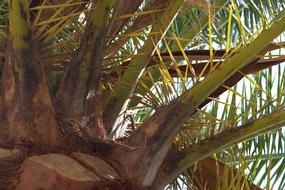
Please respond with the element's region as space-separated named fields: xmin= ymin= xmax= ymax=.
xmin=16 ymin=154 xmax=101 ymax=190
xmin=55 ymin=0 xmax=113 ymax=139
xmin=0 ymin=1 xmax=284 ymax=190
xmin=0 ymin=0 xmax=64 ymax=147
xmin=0 ymin=148 xmax=26 ymax=189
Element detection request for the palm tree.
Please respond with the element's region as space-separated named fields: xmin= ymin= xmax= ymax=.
xmin=0 ymin=0 xmax=284 ymax=189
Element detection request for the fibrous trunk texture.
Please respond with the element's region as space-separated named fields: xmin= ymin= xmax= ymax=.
xmin=0 ymin=0 xmax=63 ymax=147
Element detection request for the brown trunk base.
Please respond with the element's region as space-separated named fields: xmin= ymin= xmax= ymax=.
xmin=0 ymin=149 xmax=150 ymax=190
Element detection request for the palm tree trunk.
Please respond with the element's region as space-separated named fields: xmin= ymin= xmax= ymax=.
xmin=0 ymin=0 xmax=63 ymax=147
